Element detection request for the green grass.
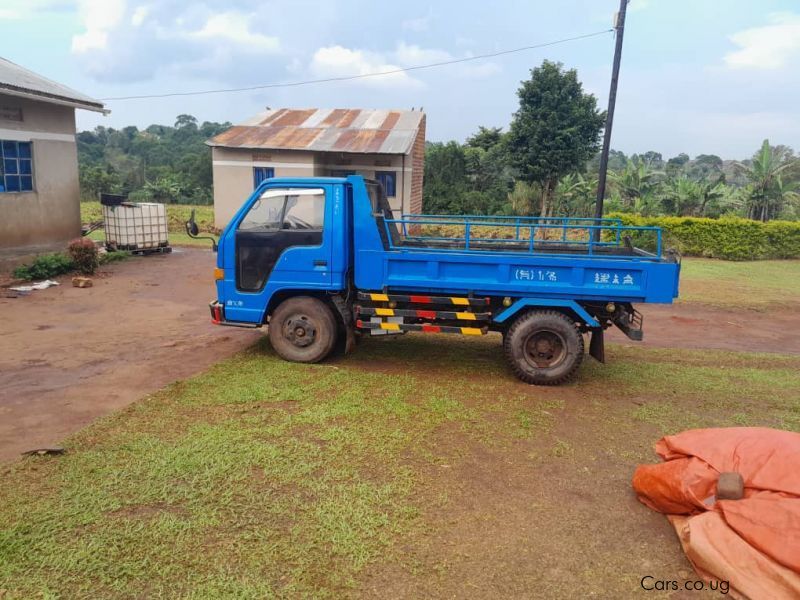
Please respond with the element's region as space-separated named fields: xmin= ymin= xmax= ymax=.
xmin=1 ymin=334 xmax=798 ymax=598
xmin=0 ymin=340 xmax=469 ymax=598
xmin=87 ymin=229 xmax=212 ymax=248
xmin=678 ymin=257 xmax=800 ymax=309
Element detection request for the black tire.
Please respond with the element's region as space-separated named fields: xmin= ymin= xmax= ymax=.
xmin=268 ymin=296 xmax=337 ymax=363
xmin=503 ymin=310 xmax=584 ymax=385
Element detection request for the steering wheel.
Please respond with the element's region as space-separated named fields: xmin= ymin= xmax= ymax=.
xmin=284 ymin=215 xmax=313 ymax=229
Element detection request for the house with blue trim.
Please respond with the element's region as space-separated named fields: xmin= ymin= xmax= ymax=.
xmin=0 ymin=57 xmax=106 ymax=256
xmin=207 ymin=108 xmax=426 ymax=228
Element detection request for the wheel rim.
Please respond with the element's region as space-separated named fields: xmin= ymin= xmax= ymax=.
xmin=282 ymin=314 xmax=317 ymax=348
xmin=523 ymin=329 xmax=567 ymax=369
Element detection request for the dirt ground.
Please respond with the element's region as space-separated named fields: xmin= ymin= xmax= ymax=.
xmin=1 ymin=249 xmax=798 ymax=463
xmin=607 ymin=302 xmax=800 ymax=354
xmin=0 ymin=249 xmax=260 ymax=462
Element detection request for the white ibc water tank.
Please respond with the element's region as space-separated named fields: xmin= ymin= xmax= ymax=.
xmin=103 ymin=202 xmax=169 ymax=251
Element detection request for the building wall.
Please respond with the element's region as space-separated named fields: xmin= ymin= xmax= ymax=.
xmin=409 ymin=114 xmax=426 ymax=214
xmin=313 ymin=151 xmax=409 ymax=214
xmin=211 ymin=147 xmax=318 ymax=226
xmin=212 ymin=146 xmax=416 ymax=227
xmin=0 ymin=94 xmax=80 ymax=255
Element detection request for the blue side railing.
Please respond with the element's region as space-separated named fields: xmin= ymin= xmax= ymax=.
xmin=385 ymin=214 xmax=664 ymax=260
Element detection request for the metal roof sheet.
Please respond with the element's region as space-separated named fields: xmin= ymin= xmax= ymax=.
xmin=208 ymin=108 xmax=424 ymax=155
xmin=0 ymin=56 xmax=106 ymax=113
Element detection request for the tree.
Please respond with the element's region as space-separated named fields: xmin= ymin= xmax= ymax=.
xmin=665 ymin=153 xmax=690 ymax=178
xmin=659 ymin=177 xmax=702 ymax=216
xmin=507 ymin=180 xmax=539 ymax=215
xmin=77 ymin=114 xmax=230 ymax=204
xmin=609 ymin=160 xmax=662 ymax=208
xmin=587 ymin=149 xmax=627 ymax=173
xmin=640 ymin=151 xmax=664 ymax=169
xmin=688 ymin=154 xmax=724 ymax=181
xmin=466 ymin=126 xmax=504 ymax=151
xmin=174 ymin=114 xmax=198 ymax=130
xmin=734 ymin=139 xmax=800 ymax=221
xmin=506 ymin=61 xmax=605 ymax=217
xmin=422 ymin=142 xmax=468 ymax=214
xmin=553 ymin=173 xmax=597 ymax=217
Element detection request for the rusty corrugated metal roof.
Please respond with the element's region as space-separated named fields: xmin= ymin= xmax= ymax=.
xmin=207 ymin=108 xmax=424 ymax=155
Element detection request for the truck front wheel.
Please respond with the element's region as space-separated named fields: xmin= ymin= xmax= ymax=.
xmin=268 ymin=296 xmax=337 ymax=363
xmin=503 ymin=310 xmax=584 ymax=385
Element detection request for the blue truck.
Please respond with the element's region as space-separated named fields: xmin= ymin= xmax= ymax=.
xmin=189 ymin=175 xmax=680 ymax=385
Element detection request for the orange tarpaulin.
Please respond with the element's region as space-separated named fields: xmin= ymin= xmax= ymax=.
xmin=633 ymin=428 xmax=800 ymax=600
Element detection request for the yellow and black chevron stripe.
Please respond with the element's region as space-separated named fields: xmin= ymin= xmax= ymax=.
xmin=356 ymin=307 xmax=490 ymax=321
xmin=357 ymin=292 xmax=490 ymax=307
xmin=356 ymin=320 xmax=487 ymax=335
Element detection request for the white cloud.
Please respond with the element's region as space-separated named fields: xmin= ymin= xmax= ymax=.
xmin=69 ymin=2 xmax=286 ymax=83
xmin=308 ymin=41 xmax=500 ymax=89
xmin=131 ymin=5 xmax=149 ymax=27
xmin=71 ymin=0 xmax=126 ymax=53
xmin=724 ymin=12 xmax=800 ymax=70
xmin=309 ymin=45 xmax=421 ymax=89
xmin=393 ymin=42 xmax=499 ymax=79
xmin=188 ymin=11 xmax=279 ymax=52
xmin=393 ymin=42 xmax=450 ymax=67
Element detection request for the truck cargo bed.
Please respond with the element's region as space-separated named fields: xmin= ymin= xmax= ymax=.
xmin=354 ymin=213 xmax=680 ymax=304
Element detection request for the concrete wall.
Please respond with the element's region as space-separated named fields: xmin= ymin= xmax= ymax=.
xmin=313 ymin=151 xmax=409 ymax=214
xmin=0 ymin=94 xmax=80 ymax=256
xmin=211 ymin=146 xmax=416 ymax=227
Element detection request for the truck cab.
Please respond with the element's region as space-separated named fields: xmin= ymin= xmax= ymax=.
xmin=204 ymin=175 xmax=680 ymax=385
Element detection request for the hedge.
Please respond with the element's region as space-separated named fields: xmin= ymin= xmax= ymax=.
xmin=608 ymin=214 xmax=800 ymax=261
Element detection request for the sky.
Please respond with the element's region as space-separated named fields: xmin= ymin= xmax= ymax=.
xmin=3 ymin=0 xmax=800 ymax=158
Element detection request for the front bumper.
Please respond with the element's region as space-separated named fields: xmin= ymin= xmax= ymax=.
xmin=209 ymin=301 xmax=261 ymax=329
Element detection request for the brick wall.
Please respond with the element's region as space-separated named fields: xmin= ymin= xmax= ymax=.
xmin=409 ymin=114 xmax=426 ymax=214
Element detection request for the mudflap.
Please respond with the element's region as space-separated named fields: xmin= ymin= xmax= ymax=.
xmin=589 ymin=328 xmax=605 ymax=363
xmin=330 ymin=294 xmax=357 ymax=354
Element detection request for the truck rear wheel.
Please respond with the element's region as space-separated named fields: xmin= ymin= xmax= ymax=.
xmin=268 ymin=296 xmax=337 ymax=363
xmin=503 ymin=310 xmax=584 ymax=385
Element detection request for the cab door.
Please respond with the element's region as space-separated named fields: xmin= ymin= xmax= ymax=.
xmin=223 ymin=185 xmax=332 ymax=323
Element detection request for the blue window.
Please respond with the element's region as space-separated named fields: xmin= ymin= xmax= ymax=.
xmin=376 ymin=171 xmax=396 ymax=197
xmin=253 ymin=166 xmax=274 ymax=188
xmin=0 ymin=140 xmax=33 ymax=193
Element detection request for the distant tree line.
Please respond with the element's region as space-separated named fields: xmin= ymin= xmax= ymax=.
xmin=77 ymin=114 xmax=230 ymax=205
xmin=77 ymin=61 xmax=800 ymax=221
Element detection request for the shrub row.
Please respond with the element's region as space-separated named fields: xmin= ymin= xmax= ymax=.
xmin=12 ymin=247 xmax=129 ymax=281
xmin=608 ymin=214 xmax=800 ymax=260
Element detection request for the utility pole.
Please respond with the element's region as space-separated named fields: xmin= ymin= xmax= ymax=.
xmin=594 ymin=0 xmax=628 ymax=238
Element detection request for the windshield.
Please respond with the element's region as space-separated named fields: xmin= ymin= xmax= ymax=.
xmin=238 ymin=188 xmax=325 ymax=231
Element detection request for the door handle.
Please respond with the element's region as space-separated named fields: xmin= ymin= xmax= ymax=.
xmin=313 ymin=260 xmax=328 ymax=267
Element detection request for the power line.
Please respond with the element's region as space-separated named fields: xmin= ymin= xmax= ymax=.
xmin=100 ymin=29 xmax=613 ymax=101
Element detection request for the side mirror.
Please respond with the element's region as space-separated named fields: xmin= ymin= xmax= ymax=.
xmin=185 ymin=209 xmax=218 ymax=252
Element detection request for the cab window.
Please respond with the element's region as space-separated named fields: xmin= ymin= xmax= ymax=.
xmin=238 ymin=188 xmax=325 ymax=231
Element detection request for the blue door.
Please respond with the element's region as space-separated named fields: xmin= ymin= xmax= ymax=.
xmin=221 ymin=184 xmax=335 ymax=323
xmin=253 ymin=167 xmax=274 ymax=188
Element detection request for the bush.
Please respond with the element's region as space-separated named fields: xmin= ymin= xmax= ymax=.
xmin=608 ymin=213 xmax=800 ymax=260
xmin=67 ymin=238 xmax=100 ymax=275
xmin=12 ymin=253 xmax=74 ymax=280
